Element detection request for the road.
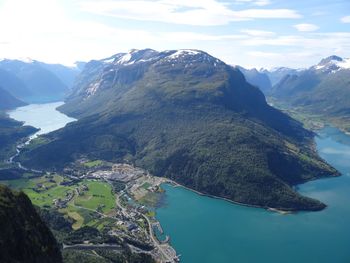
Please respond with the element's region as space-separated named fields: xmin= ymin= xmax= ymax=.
xmin=115 ymin=185 xmax=177 ymax=262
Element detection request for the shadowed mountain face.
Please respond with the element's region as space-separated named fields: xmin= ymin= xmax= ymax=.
xmin=270 ymin=55 xmax=350 ymax=130
xmin=0 ymin=184 xmax=62 ymax=263
xmin=20 ymin=49 xmax=337 ymax=211
xmin=0 ymin=86 xmax=26 ymax=110
xmin=236 ymin=66 xmax=272 ymax=94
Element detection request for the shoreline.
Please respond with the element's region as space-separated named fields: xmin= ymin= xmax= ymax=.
xmin=162 ymin=180 xmax=295 ymax=214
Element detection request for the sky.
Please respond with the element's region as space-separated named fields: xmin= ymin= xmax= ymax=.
xmin=0 ymin=0 xmax=349 ymax=69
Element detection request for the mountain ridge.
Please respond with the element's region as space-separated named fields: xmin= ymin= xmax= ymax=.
xmin=269 ymin=55 xmax=350 ymax=131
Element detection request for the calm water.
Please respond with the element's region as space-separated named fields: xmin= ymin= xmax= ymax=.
xmin=8 ymin=102 xmax=75 ymax=137
xmin=156 ymin=126 xmax=350 ymax=263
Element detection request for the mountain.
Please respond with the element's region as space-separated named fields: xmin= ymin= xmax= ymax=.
xmin=0 ymin=68 xmax=32 ymax=99
xmin=37 ymin=62 xmax=80 ymax=88
xmin=0 ymin=184 xmax=62 ymax=263
xmin=236 ymin=66 xmax=272 ymax=94
xmin=269 ymin=55 xmax=350 ymax=130
xmin=0 ymin=113 xmax=37 ymax=161
xmin=261 ymin=67 xmax=302 ymax=86
xmin=0 ymin=86 xmax=26 ymax=110
xmin=0 ymin=59 xmax=74 ymax=103
xmin=19 ymin=49 xmax=337 ymax=211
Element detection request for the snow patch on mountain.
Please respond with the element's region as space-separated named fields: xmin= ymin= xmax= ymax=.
xmin=168 ymin=49 xmax=200 ymax=59
xmin=337 ymin=58 xmax=350 ymax=69
xmin=313 ymin=56 xmax=350 ymax=72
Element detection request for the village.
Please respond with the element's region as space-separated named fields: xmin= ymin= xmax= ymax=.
xmin=61 ymin=159 xmax=180 ymax=263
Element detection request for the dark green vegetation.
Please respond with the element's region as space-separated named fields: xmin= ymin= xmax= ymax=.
xmin=19 ymin=49 xmax=337 ymax=211
xmin=0 ymin=86 xmax=26 ymax=110
xmin=0 ymin=113 xmax=37 ymax=161
xmin=269 ymin=56 xmax=350 ymax=132
xmin=0 ymin=59 xmax=79 ymax=103
xmin=62 ymin=248 xmax=155 ymax=263
xmin=0 ymin=184 xmax=62 ymax=263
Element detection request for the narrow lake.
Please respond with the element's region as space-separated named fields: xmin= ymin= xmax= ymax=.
xmin=155 ymin=126 xmax=350 ymax=263
xmin=8 ymin=102 xmax=75 ymax=138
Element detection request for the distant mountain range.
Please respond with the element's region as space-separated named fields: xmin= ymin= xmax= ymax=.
xmin=19 ymin=49 xmax=337 ymax=211
xmin=269 ymin=55 xmax=350 ymax=131
xmin=262 ymin=67 xmax=302 ymax=86
xmin=0 ymin=59 xmax=81 ymax=104
xmin=0 ymin=86 xmax=26 ymax=110
xmin=237 ymin=66 xmax=303 ymax=95
xmin=235 ymin=66 xmax=272 ymax=94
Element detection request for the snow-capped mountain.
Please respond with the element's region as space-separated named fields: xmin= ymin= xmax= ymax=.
xmin=69 ymin=49 xmax=225 ymax=100
xmin=270 ymin=55 xmax=350 ymax=123
xmin=312 ymin=55 xmax=350 ymax=73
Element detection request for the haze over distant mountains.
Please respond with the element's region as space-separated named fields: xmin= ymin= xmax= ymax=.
xmin=0 ymin=58 xmax=81 ymax=104
xmin=19 ymin=48 xmax=337 ymax=211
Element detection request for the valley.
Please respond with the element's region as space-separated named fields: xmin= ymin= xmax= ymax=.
xmin=1 ymin=1 xmax=349 ymax=262
xmin=0 ymin=49 xmax=349 ymax=263
xmin=3 ymin=161 xmax=179 ymax=262
xmin=1 ymin=102 xmax=178 ymax=262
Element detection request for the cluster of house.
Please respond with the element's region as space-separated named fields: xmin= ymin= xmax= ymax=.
xmin=53 ymin=191 xmax=74 ymax=208
xmin=86 ymin=163 xmax=147 ymax=182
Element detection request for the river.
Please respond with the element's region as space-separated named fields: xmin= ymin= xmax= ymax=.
xmin=155 ymin=126 xmax=350 ymax=263
xmin=7 ymin=102 xmax=75 ymax=168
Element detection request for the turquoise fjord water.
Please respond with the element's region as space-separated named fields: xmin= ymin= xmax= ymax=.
xmin=8 ymin=104 xmax=350 ymax=262
xmin=8 ymin=102 xmax=75 ymax=137
xmin=155 ymin=126 xmax=350 ymax=263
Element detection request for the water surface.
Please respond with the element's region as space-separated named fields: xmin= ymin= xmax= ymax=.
xmin=8 ymin=102 xmax=75 ymax=137
xmin=156 ymin=126 xmax=350 ymax=263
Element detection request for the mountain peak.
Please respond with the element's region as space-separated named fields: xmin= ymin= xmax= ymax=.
xmin=100 ymin=48 xmax=219 ymax=67
xmin=314 ymin=55 xmax=350 ymax=72
xmin=0 ymin=57 xmax=35 ymax=64
xmin=319 ymin=55 xmax=343 ymax=65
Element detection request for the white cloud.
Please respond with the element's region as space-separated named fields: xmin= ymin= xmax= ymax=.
xmin=241 ymin=29 xmax=275 ymax=37
xmin=0 ymin=0 xmax=348 ymax=70
xmin=341 ymin=16 xmax=350 ymax=23
xmin=234 ymin=0 xmax=271 ymax=6
xmin=160 ymin=32 xmax=247 ymax=42
xmin=79 ymin=0 xmax=301 ymax=26
xmin=254 ymin=0 xmax=272 ymax=6
xmin=294 ymin=23 xmax=319 ymax=32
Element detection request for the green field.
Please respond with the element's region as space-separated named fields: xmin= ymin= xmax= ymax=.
xmin=83 ymin=160 xmax=103 ymax=168
xmin=1 ymin=175 xmax=74 ymax=207
xmin=74 ymin=180 xmax=115 ymax=213
xmin=1 ymin=175 xmax=117 ymax=230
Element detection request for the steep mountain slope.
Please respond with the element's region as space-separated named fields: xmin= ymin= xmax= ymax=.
xmin=0 ymin=86 xmax=26 ymax=110
xmin=236 ymin=66 xmax=272 ymax=94
xmin=0 ymin=68 xmax=32 ymax=99
xmin=0 ymin=113 xmax=37 ymax=161
xmin=270 ymin=56 xmax=350 ymax=130
xmin=0 ymin=184 xmax=62 ymax=263
xmin=0 ymin=59 xmax=70 ymax=103
xmin=37 ymin=62 xmax=80 ymax=88
xmin=20 ymin=49 xmax=337 ymax=211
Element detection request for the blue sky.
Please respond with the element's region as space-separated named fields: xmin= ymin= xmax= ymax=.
xmin=0 ymin=0 xmax=349 ymax=69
